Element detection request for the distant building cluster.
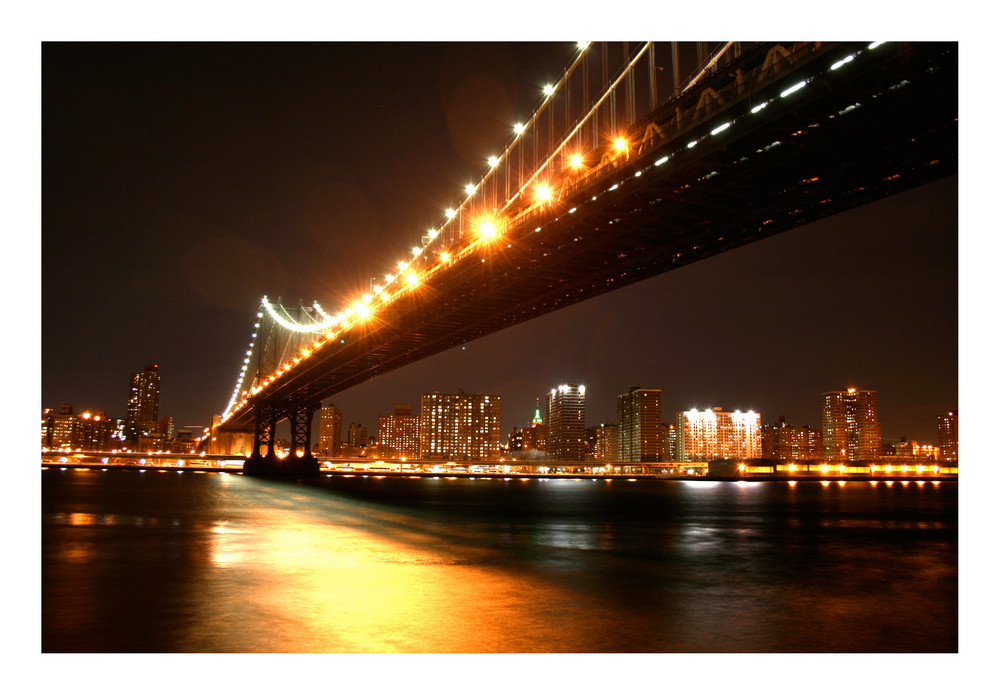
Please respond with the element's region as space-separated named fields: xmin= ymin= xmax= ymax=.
xmin=42 ymin=364 xmax=204 ymax=454
xmin=314 ymin=383 xmax=953 ymax=465
xmin=505 ymin=384 xmax=954 ymax=464
xmin=45 ymin=368 xmax=957 ymax=466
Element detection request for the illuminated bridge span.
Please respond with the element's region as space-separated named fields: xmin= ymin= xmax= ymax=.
xmin=209 ymin=41 xmax=957 ymax=476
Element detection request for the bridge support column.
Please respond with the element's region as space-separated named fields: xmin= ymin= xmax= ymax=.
xmin=286 ymin=401 xmax=320 ymax=475
xmin=243 ymin=401 xmax=320 ymax=478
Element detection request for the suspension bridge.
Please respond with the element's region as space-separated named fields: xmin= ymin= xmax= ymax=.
xmin=203 ymin=41 xmax=957 ymax=476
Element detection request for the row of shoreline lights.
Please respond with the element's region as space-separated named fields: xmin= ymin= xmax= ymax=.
xmin=220 ymin=41 xmax=889 ymax=423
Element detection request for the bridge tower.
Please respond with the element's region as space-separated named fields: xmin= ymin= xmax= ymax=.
xmin=241 ymin=299 xmax=323 ymax=477
xmin=242 ymin=400 xmax=321 ymax=477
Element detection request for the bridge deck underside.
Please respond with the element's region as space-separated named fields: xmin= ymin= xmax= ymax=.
xmin=220 ymin=42 xmax=956 ymax=431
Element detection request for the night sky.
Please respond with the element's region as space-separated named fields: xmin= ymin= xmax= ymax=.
xmin=41 ymin=41 xmax=958 ymax=444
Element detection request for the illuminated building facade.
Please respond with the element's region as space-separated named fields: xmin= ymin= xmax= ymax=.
xmin=158 ymin=416 xmax=174 ymax=439
xmin=41 ymin=407 xmax=57 ymax=448
xmin=521 ymin=401 xmax=548 ymax=453
xmin=124 ymin=364 xmax=160 ymax=441
xmin=42 ymin=404 xmax=118 ymax=451
xmin=508 ymin=428 xmax=523 ymax=452
xmin=938 ymin=410 xmax=958 ymax=462
xmin=677 ymin=407 xmax=762 ymax=462
xmin=821 ymin=387 xmax=881 ymax=461
xmin=589 ymin=423 xmax=620 ymax=462
xmin=77 ymin=411 xmax=116 ymax=451
xmin=547 ymin=384 xmax=586 ymax=461
xmin=44 ymin=403 xmax=77 ymax=449
xmin=419 ymin=390 xmax=501 ymax=460
xmin=761 ymin=416 xmax=823 ymax=460
xmin=378 ymin=404 xmax=419 ymax=458
xmin=892 ymin=438 xmax=940 ymax=459
xmin=318 ymin=404 xmax=342 ymax=456
xmin=617 ymin=386 xmax=662 ymax=462
xmin=662 ymin=422 xmax=678 ymax=462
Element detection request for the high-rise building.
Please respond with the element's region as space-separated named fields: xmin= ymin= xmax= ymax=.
xmin=617 ymin=386 xmax=663 ymax=462
xmin=347 ymin=423 xmax=368 ymax=449
xmin=41 ymin=408 xmax=55 ymax=449
xmin=419 ymin=390 xmax=501 ymax=460
xmin=318 ymin=404 xmax=343 ymax=456
xmin=821 ymin=387 xmax=881 ymax=461
xmin=663 ymin=422 xmax=678 ymax=462
xmin=508 ymin=427 xmax=524 ymax=452
xmin=589 ymin=423 xmax=620 ymax=462
xmin=125 ymin=364 xmax=160 ymax=441
xmin=158 ymin=416 xmax=175 ymax=439
xmin=677 ymin=407 xmax=762 ymax=462
xmin=938 ymin=410 xmax=958 ymax=462
xmin=42 ymin=404 xmax=118 ymax=452
xmin=378 ymin=404 xmax=420 ymax=458
xmin=45 ymin=403 xmax=77 ymax=450
xmin=547 ymin=384 xmax=586 ymax=461
xmin=77 ymin=411 xmax=116 ymax=452
xmin=521 ymin=399 xmax=548 ymax=453
xmin=762 ymin=416 xmax=824 ymax=460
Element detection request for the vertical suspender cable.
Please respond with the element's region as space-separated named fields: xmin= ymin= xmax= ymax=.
xmin=649 ymin=42 xmax=657 ymax=112
xmin=671 ymin=42 xmax=680 ymax=98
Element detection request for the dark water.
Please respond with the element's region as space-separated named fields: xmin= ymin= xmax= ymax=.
xmin=42 ymin=469 xmax=957 ymax=653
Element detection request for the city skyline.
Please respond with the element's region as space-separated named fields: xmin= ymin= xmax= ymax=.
xmin=42 ymin=42 xmax=957 ymax=445
xmin=42 ymin=367 xmax=952 ymax=456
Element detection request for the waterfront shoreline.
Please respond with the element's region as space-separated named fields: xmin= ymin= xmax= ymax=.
xmin=41 ymin=461 xmax=957 ymax=483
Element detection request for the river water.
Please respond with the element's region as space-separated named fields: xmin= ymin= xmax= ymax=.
xmin=42 ymin=468 xmax=957 ymax=653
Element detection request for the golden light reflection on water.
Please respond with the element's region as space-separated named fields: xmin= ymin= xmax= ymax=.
xmin=68 ymin=512 xmax=99 ymax=526
xmin=188 ymin=485 xmax=611 ymax=652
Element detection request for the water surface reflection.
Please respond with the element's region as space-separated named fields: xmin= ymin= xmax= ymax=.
xmin=42 ymin=470 xmax=957 ymax=652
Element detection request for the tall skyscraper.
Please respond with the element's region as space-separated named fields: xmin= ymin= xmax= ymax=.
xmin=677 ymin=407 xmax=762 ymax=462
xmin=318 ymin=404 xmax=342 ymax=456
xmin=419 ymin=390 xmax=501 ymax=460
xmin=378 ymin=404 xmax=420 ymax=458
xmin=617 ymin=386 xmax=663 ymax=462
xmin=547 ymin=384 xmax=586 ymax=461
xmin=937 ymin=410 xmax=958 ymax=462
xmin=125 ymin=364 xmax=160 ymax=441
xmin=821 ymin=387 xmax=881 ymax=461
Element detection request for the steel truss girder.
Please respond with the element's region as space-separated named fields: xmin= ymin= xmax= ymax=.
xmin=221 ymin=42 xmax=956 ymax=432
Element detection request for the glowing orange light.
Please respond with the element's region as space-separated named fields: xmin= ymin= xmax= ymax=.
xmin=568 ymin=152 xmax=584 ymax=168
xmin=405 ymin=271 xmax=419 ymax=287
xmin=353 ymin=301 xmax=370 ymax=319
xmin=613 ymin=136 xmax=628 ymax=152
xmin=478 ymin=218 xmax=498 ymax=240
xmin=535 ymin=184 xmax=552 ymax=203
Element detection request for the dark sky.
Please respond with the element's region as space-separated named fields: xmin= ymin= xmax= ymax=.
xmin=41 ymin=41 xmax=958 ymax=444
